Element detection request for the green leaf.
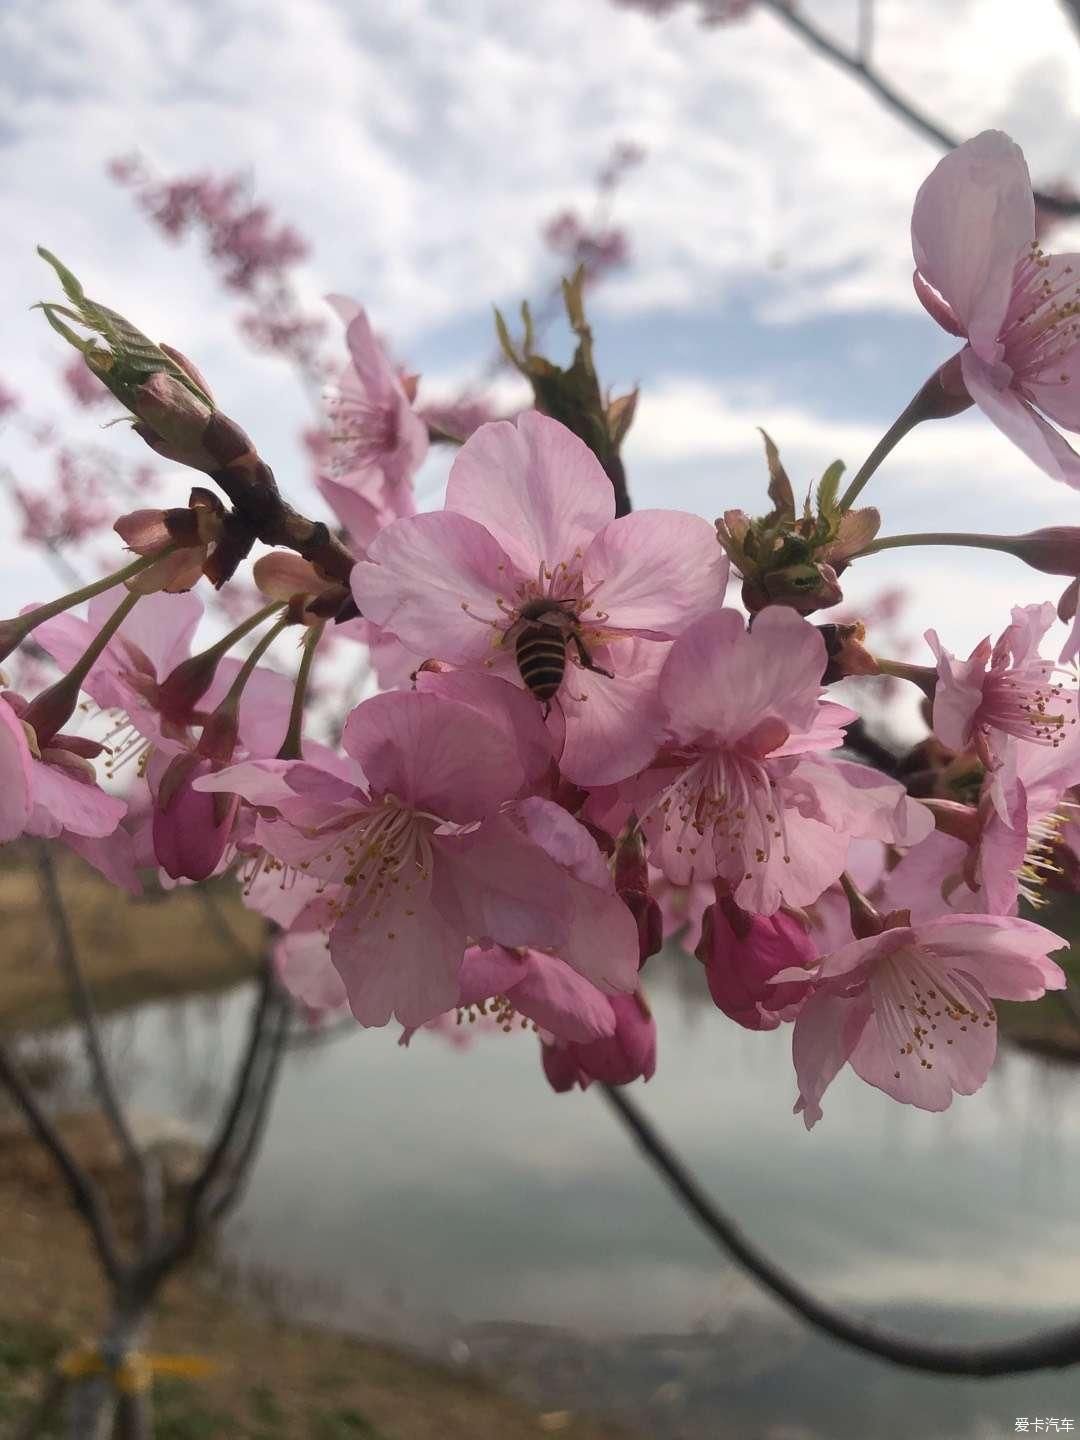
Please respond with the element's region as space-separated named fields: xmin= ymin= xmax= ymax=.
xmin=758 ymin=429 xmax=795 ymax=520
xmin=816 ymin=459 xmax=846 ymax=523
xmin=35 ymin=248 xmax=213 ymax=410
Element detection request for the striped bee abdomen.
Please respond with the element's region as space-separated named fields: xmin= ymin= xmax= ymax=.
xmin=515 ymin=623 xmax=567 ymax=701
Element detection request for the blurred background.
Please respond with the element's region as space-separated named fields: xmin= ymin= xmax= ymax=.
xmin=4 ymin=2 xmax=1080 ymax=1437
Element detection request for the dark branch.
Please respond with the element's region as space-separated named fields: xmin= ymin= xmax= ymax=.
xmin=135 ymin=959 xmax=280 ymax=1297
xmin=601 ymin=1083 xmax=1080 ymax=1375
xmin=208 ymin=991 xmax=290 ymax=1222
xmin=761 ymin=0 xmax=1080 ymax=219
xmin=1058 ymin=0 xmax=1080 ymax=44
xmin=0 ymin=1041 xmax=124 ymax=1288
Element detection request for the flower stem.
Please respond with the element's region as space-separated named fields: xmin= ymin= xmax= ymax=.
xmin=200 ymin=601 xmax=285 ymax=663
xmin=278 ymin=623 xmax=325 ymax=760
xmin=838 ymin=396 xmax=926 ymax=512
xmin=7 ymin=552 xmax=161 ymax=643
xmin=219 ymin=615 xmax=294 ymax=713
xmin=23 ymin=587 xmax=143 ymax=744
xmin=850 ymin=531 xmax=1019 ymax=560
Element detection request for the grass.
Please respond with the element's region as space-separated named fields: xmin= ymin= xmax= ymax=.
xmin=0 ymin=1163 xmax=628 ymax=1440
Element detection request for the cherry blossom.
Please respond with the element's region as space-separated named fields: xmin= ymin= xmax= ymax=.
xmin=913 ymin=130 xmax=1080 ymax=487
xmin=787 ymin=913 xmax=1066 ymax=1128
xmin=197 ymin=691 xmax=639 ymax=1027
xmin=352 ymin=412 xmax=728 ymax=785
xmin=321 ymin=297 xmax=429 ymax=520
xmin=631 ymin=608 xmax=931 ymax=913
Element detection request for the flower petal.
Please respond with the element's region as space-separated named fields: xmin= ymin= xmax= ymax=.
xmin=343 ymin=691 xmax=523 ymax=820
xmin=352 ymin=511 xmax=518 ymax=664
xmin=962 ymin=346 xmax=1080 ymax=489
xmin=583 ymin=510 xmax=729 ymax=637
xmin=445 ymin=412 xmax=614 ymax=576
xmin=912 ymin=130 xmax=1034 ymax=359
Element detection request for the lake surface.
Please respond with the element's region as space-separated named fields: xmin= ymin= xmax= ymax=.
xmin=39 ymin=954 xmax=1080 ymax=1439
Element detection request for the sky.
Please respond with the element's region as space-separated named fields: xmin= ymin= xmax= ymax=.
xmin=4 ymin=0 xmax=1080 ymax=689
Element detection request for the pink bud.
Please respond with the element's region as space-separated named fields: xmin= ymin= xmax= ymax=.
xmin=541 ymin=992 xmax=656 ymax=1091
xmin=153 ymin=753 xmax=239 ymax=881
xmin=132 ymin=372 xmax=216 ymax=471
xmin=697 ymin=895 xmax=814 ymax=1030
xmin=1006 ymin=528 xmax=1080 ymax=578
xmin=252 ymin=551 xmax=324 ymax=603
xmin=114 ymin=508 xmax=174 ymax=556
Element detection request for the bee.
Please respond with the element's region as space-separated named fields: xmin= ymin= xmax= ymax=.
xmin=512 ymin=598 xmax=613 ymax=707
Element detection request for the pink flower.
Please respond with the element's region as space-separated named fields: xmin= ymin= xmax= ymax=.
xmin=33 ymin=588 xmax=290 ymax=764
xmin=0 ymin=692 xmax=135 ymax=889
xmin=925 ymin=603 xmax=1073 ymax=810
xmin=631 ymin=609 xmax=932 ymax=914
xmin=404 ymin=945 xmax=618 ymax=1046
xmin=0 ymin=698 xmax=33 ymax=842
xmin=197 ymin=691 xmax=638 ymax=1027
xmin=352 ymin=412 xmax=728 ymax=785
xmin=541 ymin=991 xmax=656 ymax=1091
xmin=322 ymin=297 xmax=429 ymax=519
xmin=788 ymin=913 xmax=1066 ymax=1128
xmin=913 ymin=130 xmax=1080 ymax=487
xmin=699 ymin=891 xmax=814 ymax=1031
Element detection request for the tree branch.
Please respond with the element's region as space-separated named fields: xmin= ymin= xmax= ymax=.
xmin=36 ymin=843 xmax=157 ymax=1251
xmin=760 ymin=0 xmax=1080 ymax=219
xmin=600 ymin=1083 xmax=1080 ymax=1375
xmin=208 ymin=991 xmax=290 ymax=1222
xmin=0 ymin=1041 xmax=124 ymax=1288
xmin=135 ymin=959 xmax=281 ymax=1297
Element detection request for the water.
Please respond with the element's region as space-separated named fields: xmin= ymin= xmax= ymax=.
xmin=34 ymin=956 xmax=1080 ymax=1439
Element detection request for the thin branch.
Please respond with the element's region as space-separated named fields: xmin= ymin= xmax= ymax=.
xmin=600 ymin=1083 xmax=1080 ymax=1375
xmin=208 ymin=990 xmax=290 ymax=1222
xmin=135 ymin=959 xmax=279 ymax=1296
xmin=760 ymin=0 xmax=1080 ymax=219
xmin=0 ymin=1041 xmax=124 ymax=1288
xmin=36 ymin=843 xmax=156 ymax=1250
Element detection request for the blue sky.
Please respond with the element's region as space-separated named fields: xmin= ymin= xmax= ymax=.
xmin=4 ymin=0 xmax=1080 ymax=673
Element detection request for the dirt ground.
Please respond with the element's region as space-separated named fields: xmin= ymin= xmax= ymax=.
xmin=0 ymin=1133 xmax=629 ymax=1440
xmin=0 ymin=846 xmax=263 ymax=1032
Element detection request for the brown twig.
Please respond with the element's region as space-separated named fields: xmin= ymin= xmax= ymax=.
xmin=0 ymin=1040 xmax=125 ymax=1288
xmin=760 ymin=0 xmax=1080 ymax=219
xmin=36 ymin=842 xmax=158 ymax=1251
xmin=199 ymin=411 xmax=357 ymax=587
xmin=135 ymin=958 xmax=281 ymax=1297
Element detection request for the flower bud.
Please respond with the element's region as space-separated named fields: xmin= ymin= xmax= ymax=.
xmin=132 ymin=372 xmax=217 ymax=471
xmin=153 ymin=753 xmax=239 ymax=882
xmin=541 ymin=992 xmax=656 ymax=1092
xmin=1003 ymin=528 xmax=1080 ymax=577
xmin=697 ymin=894 xmax=814 ymax=1031
xmin=746 ymin=561 xmax=844 ymax=617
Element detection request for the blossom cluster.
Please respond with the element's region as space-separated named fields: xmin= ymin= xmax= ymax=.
xmin=7 ymin=129 xmax=1080 ymax=1129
